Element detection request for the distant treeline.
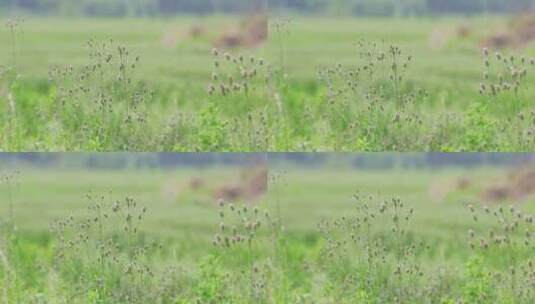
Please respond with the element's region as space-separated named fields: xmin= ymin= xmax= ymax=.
xmin=0 ymin=154 xmax=533 ymax=170
xmin=2 ymin=0 xmax=533 ymax=16
xmin=0 ymin=0 xmax=535 ymax=17
xmin=271 ymin=0 xmax=535 ymax=16
xmin=0 ymin=154 xmax=267 ymax=169
xmin=271 ymin=153 xmax=535 ymax=170
xmin=0 ymin=0 xmax=266 ymax=16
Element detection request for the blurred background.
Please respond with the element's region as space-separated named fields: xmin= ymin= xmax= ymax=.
xmin=270 ymin=0 xmax=535 ymax=16
xmin=4 ymin=152 xmax=532 ymax=169
xmin=0 ymin=0 xmax=269 ymax=116
xmin=268 ymin=153 xmax=535 ymax=263
xmin=0 ymin=153 xmax=267 ymax=259
xmin=1 ymin=0 xmax=533 ymax=17
xmin=0 ymin=0 xmax=267 ymax=16
xmin=269 ymin=0 xmax=535 ymax=120
xmin=3 ymin=1 xmax=535 ymax=150
xmin=1 ymin=153 xmax=534 ymax=262
xmin=0 ymin=153 xmax=267 ymax=169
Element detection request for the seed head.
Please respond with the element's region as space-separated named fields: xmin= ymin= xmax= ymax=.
xmin=469 ymin=229 xmax=475 ymax=238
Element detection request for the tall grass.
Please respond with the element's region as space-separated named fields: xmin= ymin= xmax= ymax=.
xmin=0 ymin=170 xmax=19 ymax=303
xmin=1 ymin=171 xmax=534 ymax=303
xmin=1 ymin=17 xmax=535 ymax=151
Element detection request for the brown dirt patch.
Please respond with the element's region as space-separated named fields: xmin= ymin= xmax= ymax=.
xmin=482 ymin=12 xmax=535 ymax=49
xmin=214 ymin=14 xmax=267 ymax=49
xmin=189 ymin=177 xmax=205 ymax=191
xmin=213 ymin=165 xmax=267 ymax=203
xmin=482 ymin=167 xmax=535 ymax=201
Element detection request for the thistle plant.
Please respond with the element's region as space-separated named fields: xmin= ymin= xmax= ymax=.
xmin=317 ymin=40 xmax=426 ymax=150
xmin=467 ymin=203 xmax=535 ymax=302
xmin=48 ymin=39 xmax=153 ymax=150
xmin=211 ymin=199 xmax=275 ymax=302
xmin=50 ymin=192 xmax=161 ymax=303
xmin=479 ymin=49 xmax=533 ymax=148
xmin=208 ymin=48 xmax=267 ymax=102
xmin=207 ymin=48 xmax=271 ymax=150
xmin=522 ymin=110 xmax=535 ymax=148
xmin=318 ymin=192 xmax=427 ymax=302
xmin=479 ymin=49 xmax=530 ymax=103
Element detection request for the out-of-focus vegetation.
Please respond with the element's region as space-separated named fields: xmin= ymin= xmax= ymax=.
xmin=1 ymin=154 xmax=534 ymax=303
xmin=2 ymin=153 xmax=530 ymax=170
xmin=270 ymin=0 xmax=535 ymax=16
xmin=2 ymin=0 xmax=533 ymax=17
xmin=3 ymin=15 xmax=535 ymax=151
xmin=0 ymin=0 xmax=266 ymax=16
xmin=2 ymin=2 xmax=535 ymax=152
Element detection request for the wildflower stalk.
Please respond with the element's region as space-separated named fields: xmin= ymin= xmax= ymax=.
xmin=272 ymin=19 xmax=291 ymax=150
xmin=248 ymin=239 xmax=255 ymax=300
xmin=7 ymin=20 xmax=17 ymax=71
xmin=4 ymin=19 xmax=22 ymax=151
xmin=1 ymin=171 xmax=19 ymax=304
xmin=391 ymin=51 xmax=400 ymax=107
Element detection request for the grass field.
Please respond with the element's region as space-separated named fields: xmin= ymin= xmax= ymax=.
xmin=1 ymin=15 xmax=535 ymax=151
xmin=1 ymin=161 xmax=534 ymax=303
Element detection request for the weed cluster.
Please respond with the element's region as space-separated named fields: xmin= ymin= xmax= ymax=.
xmin=211 ymin=200 xmax=274 ymax=302
xmin=208 ymin=49 xmax=265 ymax=99
xmin=207 ymin=48 xmax=272 ymax=150
xmin=480 ymin=49 xmax=531 ymax=101
xmin=317 ymin=40 xmax=427 ymax=150
xmin=467 ymin=203 xmax=535 ymax=301
xmin=479 ymin=49 xmax=535 ymax=149
xmin=2 ymin=172 xmax=535 ymax=303
xmin=48 ymin=39 xmax=153 ymax=150
xmin=50 ymin=192 xmax=162 ymax=303
xmin=2 ymin=19 xmax=535 ymax=151
xmin=317 ymin=193 xmax=427 ymax=302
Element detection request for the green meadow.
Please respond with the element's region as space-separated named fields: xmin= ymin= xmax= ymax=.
xmin=1 ymin=15 xmax=535 ymax=151
xmin=1 ymin=164 xmax=534 ymax=302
